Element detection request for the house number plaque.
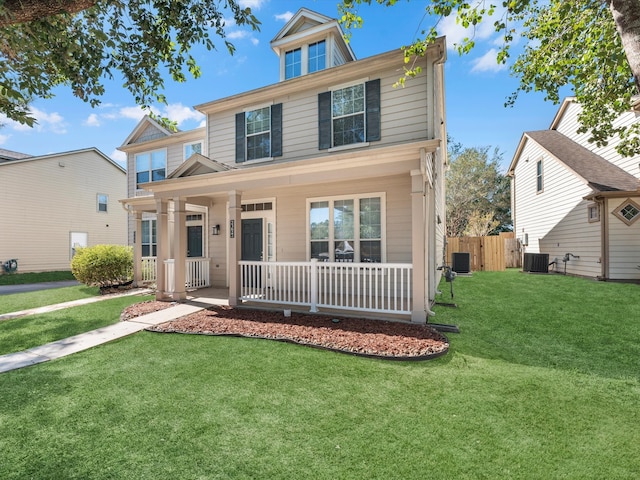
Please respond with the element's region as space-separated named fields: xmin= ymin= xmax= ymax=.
xmin=229 ymin=220 xmax=235 ymax=238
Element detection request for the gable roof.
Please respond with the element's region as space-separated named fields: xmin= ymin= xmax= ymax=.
xmin=120 ymin=115 xmax=175 ymax=148
xmin=0 ymin=148 xmax=32 ymax=163
xmin=270 ymin=7 xmax=356 ymax=61
xmin=0 ymin=147 xmax=125 ymax=173
xmin=522 ymin=130 xmax=639 ymax=193
xmin=167 ymin=153 xmax=236 ymax=179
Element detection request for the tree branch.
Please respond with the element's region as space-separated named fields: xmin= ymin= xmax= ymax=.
xmin=0 ymin=0 xmax=97 ymax=27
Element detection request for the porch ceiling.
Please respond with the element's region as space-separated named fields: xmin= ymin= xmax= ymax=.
xmin=141 ymin=140 xmax=440 ymax=200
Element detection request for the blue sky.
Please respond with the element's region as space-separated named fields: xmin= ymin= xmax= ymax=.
xmin=0 ymin=0 xmax=569 ymax=170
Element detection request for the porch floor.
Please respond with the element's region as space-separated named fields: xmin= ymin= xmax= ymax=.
xmin=186 ymin=287 xmax=417 ymax=323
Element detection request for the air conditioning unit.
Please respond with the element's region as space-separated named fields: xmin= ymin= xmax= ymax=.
xmin=523 ymin=253 xmax=549 ymax=273
xmin=452 ymin=252 xmax=471 ymax=274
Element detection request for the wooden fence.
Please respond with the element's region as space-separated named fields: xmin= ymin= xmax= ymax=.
xmin=446 ymin=232 xmax=521 ymax=272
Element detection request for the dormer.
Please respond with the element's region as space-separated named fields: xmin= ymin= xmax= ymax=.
xmin=270 ymin=8 xmax=356 ymax=82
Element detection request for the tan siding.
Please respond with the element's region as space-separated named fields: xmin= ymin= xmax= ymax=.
xmin=0 ymin=151 xmax=127 ymax=272
xmin=206 ymin=58 xmax=430 ymax=169
xmin=513 ymin=139 xmax=594 ymax=255
xmin=555 ymin=101 xmax=640 ymax=177
xmin=607 ymin=198 xmax=640 ymax=280
xmin=235 ymin=175 xmax=412 ymax=264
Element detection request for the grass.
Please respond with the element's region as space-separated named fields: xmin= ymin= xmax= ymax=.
xmin=0 ymin=270 xmax=75 ymax=285
xmin=0 ymin=285 xmax=101 ymax=315
xmin=0 ymin=294 xmax=154 ymax=355
xmin=0 ymin=270 xmax=638 ymax=479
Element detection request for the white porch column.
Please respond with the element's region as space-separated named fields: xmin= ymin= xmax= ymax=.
xmin=156 ymin=199 xmax=169 ymax=300
xmin=133 ymin=212 xmax=143 ymax=287
xmin=172 ymin=197 xmax=188 ymax=301
xmin=411 ymin=169 xmax=427 ymax=323
xmin=228 ymin=191 xmax=242 ymax=306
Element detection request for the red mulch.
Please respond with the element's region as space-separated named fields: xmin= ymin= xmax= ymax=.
xmin=121 ymin=301 xmax=449 ymax=360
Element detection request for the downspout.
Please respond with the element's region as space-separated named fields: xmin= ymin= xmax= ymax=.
xmin=600 ymin=196 xmax=609 ymax=280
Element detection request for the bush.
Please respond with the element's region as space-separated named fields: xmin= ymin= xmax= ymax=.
xmin=71 ymin=245 xmax=133 ymax=288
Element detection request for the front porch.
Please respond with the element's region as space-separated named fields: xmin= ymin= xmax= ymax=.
xmin=137 ymin=258 xmax=414 ymax=319
xmin=123 ymin=141 xmax=442 ymax=324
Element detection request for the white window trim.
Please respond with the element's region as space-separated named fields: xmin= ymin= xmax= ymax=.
xmin=183 ymin=140 xmax=205 ymax=160
xmin=135 ymin=147 xmax=168 ymax=189
xmin=536 ymin=159 xmax=544 ymax=194
xmin=97 ymin=193 xmax=108 ymax=213
xmin=587 ymin=203 xmax=600 ymax=223
xmin=306 ymin=192 xmax=386 ymax=263
xmin=328 ymin=80 xmax=370 ymax=150
xmin=243 ymin=103 xmax=274 ymax=162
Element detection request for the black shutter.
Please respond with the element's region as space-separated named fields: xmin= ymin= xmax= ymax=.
xmin=318 ymin=91 xmax=332 ymax=150
xmin=271 ymin=103 xmax=282 ymax=157
xmin=235 ymin=112 xmax=245 ymax=163
xmin=366 ymin=79 xmax=381 ymax=142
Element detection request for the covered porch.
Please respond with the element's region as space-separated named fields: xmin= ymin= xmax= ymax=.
xmin=122 ymin=140 xmax=441 ymax=323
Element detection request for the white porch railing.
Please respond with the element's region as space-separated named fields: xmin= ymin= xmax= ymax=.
xmin=163 ymin=258 xmax=211 ymax=291
xmin=140 ymin=256 xmax=157 ymax=283
xmin=239 ymin=259 xmax=412 ymax=315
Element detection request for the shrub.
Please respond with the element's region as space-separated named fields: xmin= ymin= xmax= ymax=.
xmin=71 ymin=245 xmax=133 ymax=288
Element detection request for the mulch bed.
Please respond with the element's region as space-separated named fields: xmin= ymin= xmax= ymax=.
xmin=122 ymin=301 xmax=449 ymax=360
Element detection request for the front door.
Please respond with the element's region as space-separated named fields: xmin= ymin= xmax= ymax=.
xmin=241 ymin=219 xmax=263 ymax=287
xmin=187 ymin=225 xmax=203 ymax=257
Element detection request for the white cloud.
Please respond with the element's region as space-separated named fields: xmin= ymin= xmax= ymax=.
xmin=0 ymin=133 xmax=9 ymax=145
xmin=162 ymin=103 xmax=205 ymax=127
xmin=275 ymin=11 xmax=294 ymax=23
xmin=438 ymin=7 xmax=506 ymax=51
xmin=84 ymin=113 xmax=101 ymax=127
xmin=239 ymin=0 xmax=266 ymax=9
xmin=3 ymin=106 xmax=68 ymax=134
xmin=250 ymin=37 xmax=259 ymax=46
xmin=227 ymin=30 xmax=250 ymax=40
xmin=119 ymin=105 xmax=152 ymax=121
xmin=470 ymin=48 xmax=508 ymax=73
xmin=109 ymin=149 xmax=127 ymax=168
xmin=198 ymin=119 xmax=206 ymax=128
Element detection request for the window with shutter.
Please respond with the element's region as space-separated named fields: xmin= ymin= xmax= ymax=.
xmin=318 ymin=79 xmax=381 ymax=150
xmin=236 ymin=104 xmax=283 ymax=163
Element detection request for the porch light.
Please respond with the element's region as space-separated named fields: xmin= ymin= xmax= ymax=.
xmin=212 ymin=224 xmax=221 ymax=235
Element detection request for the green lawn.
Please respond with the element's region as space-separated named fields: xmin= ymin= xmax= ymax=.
xmin=0 ymin=294 xmax=154 ymax=355
xmin=0 ymin=270 xmax=638 ymax=479
xmin=0 ymin=270 xmax=75 ymax=285
xmin=0 ymin=285 xmax=101 ymax=315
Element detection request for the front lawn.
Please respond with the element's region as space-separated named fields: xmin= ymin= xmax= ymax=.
xmin=0 ymin=270 xmax=638 ymax=479
xmin=0 ymin=285 xmax=101 ymax=315
xmin=0 ymin=270 xmax=75 ymax=285
xmin=0 ymin=294 xmax=153 ymax=355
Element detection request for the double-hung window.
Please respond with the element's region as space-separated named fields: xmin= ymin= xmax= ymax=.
xmin=184 ymin=141 xmax=203 ymax=160
xmin=97 ymin=194 xmax=108 ymax=213
xmin=141 ymin=219 xmax=157 ymax=257
xmin=309 ymin=194 xmax=384 ymax=263
xmin=318 ymin=79 xmax=381 ymax=149
xmin=135 ymin=149 xmax=166 ymax=188
xmin=308 ymin=40 xmax=326 ymax=73
xmin=536 ymin=159 xmax=544 ymax=193
xmin=285 ymin=48 xmax=301 ymax=79
xmin=235 ymin=104 xmax=283 ymax=163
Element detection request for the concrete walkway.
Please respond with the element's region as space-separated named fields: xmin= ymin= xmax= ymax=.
xmin=0 ymin=290 xmax=228 ymax=374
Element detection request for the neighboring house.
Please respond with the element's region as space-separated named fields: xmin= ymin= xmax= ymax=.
xmin=0 ymin=148 xmax=127 ymax=273
xmin=508 ymin=97 xmax=640 ymax=281
xmin=119 ymin=8 xmax=448 ymax=322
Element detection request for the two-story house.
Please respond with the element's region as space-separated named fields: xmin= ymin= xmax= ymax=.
xmin=1 ymin=147 xmax=127 ymax=273
xmin=119 ymin=8 xmax=448 ymax=322
xmin=508 ymin=97 xmax=640 ymax=280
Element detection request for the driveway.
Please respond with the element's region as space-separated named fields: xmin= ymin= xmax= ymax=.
xmin=0 ymin=280 xmax=80 ymax=296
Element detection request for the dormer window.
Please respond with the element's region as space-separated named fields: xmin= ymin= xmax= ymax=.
xmin=308 ymin=40 xmax=326 ymax=73
xmin=285 ymin=48 xmax=301 ymax=79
